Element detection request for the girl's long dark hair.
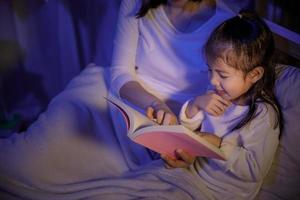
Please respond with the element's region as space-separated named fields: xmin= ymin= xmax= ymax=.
xmin=136 ymin=0 xmax=202 ymax=18
xmin=204 ymin=10 xmax=282 ymax=133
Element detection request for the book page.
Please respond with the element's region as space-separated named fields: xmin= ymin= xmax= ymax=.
xmin=106 ymin=96 xmax=155 ymax=134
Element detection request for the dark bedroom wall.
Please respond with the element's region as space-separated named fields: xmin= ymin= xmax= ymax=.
xmin=0 ymin=0 xmax=121 ymax=132
xmin=0 ymin=0 xmax=299 ymax=134
xmin=255 ymin=0 xmax=300 ymax=67
xmin=255 ymin=0 xmax=300 ymax=34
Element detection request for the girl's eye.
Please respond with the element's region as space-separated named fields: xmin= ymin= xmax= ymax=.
xmin=219 ymin=74 xmax=229 ymax=79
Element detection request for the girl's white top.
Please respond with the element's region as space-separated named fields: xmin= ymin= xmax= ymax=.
xmin=180 ymin=101 xmax=280 ymax=199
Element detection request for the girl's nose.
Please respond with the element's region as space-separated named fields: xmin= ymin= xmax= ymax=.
xmin=210 ymin=73 xmax=218 ymax=87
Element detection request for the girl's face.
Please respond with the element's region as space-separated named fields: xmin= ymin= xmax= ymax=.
xmin=208 ymin=58 xmax=256 ymax=105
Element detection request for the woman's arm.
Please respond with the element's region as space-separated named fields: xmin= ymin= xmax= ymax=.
xmin=110 ymin=0 xmax=140 ymax=95
xmin=121 ymin=81 xmax=177 ymax=125
xmin=110 ymin=1 xmax=177 ymax=125
xmin=119 ymin=81 xmax=160 ymax=110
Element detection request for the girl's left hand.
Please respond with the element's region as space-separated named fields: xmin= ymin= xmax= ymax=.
xmin=161 ymin=149 xmax=195 ymax=169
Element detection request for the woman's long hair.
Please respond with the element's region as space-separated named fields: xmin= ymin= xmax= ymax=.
xmin=204 ymin=10 xmax=282 ymax=133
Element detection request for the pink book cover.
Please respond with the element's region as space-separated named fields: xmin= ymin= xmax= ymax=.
xmin=133 ymin=130 xmax=225 ymax=160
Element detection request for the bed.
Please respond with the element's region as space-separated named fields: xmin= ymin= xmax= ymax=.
xmin=0 ymin=63 xmax=299 ymax=200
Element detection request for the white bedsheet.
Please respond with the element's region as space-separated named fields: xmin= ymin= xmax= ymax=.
xmin=0 ymin=66 xmax=211 ymax=200
xmin=1 ymin=65 xmax=299 ymax=200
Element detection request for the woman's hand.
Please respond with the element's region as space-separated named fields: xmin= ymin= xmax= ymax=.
xmin=119 ymin=81 xmax=178 ymax=125
xmin=187 ymin=91 xmax=231 ymax=117
xmin=161 ymin=149 xmax=195 ymax=169
xmin=160 ymin=133 xmax=221 ymax=169
xmin=146 ymin=101 xmax=178 ymax=125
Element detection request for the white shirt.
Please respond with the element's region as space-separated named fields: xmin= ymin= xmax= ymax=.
xmin=179 ymin=101 xmax=280 ymax=199
xmin=110 ymin=0 xmax=234 ymax=103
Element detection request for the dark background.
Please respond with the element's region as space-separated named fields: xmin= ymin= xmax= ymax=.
xmin=0 ymin=0 xmax=299 ymax=133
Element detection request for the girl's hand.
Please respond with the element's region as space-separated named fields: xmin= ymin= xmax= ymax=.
xmin=161 ymin=149 xmax=195 ymax=169
xmin=188 ymin=91 xmax=231 ymax=117
xmin=198 ymin=132 xmax=222 ymax=148
xmin=146 ymin=102 xmax=178 ymax=125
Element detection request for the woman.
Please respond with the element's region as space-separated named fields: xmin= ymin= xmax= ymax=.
xmin=110 ymin=0 xmax=234 ymax=168
xmin=111 ymin=0 xmax=233 ymax=121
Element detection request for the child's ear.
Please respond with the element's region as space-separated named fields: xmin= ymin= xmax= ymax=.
xmin=248 ymin=66 xmax=264 ymax=83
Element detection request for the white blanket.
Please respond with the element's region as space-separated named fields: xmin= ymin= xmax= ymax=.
xmin=0 ymin=66 xmax=211 ymax=200
xmin=1 ymin=65 xmax=300 ymax=200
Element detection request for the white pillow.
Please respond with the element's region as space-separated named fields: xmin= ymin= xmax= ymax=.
xmin=256 ymin=65 xmax=300 ymax=200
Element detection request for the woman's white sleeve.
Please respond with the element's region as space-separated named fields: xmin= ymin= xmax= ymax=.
xmin=212 ymin=104 xmax=280 ymax=182
xmin=179 ymin=100 xmax=204 ymax=131
xmin=110 ymin=0 xmax=140 ymax=94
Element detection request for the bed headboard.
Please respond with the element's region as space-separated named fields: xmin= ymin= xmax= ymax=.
xmin=265 ymin=19 xmax=300 ymax=67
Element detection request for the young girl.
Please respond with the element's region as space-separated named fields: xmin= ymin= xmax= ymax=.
xmin=161 ymin=10 xmax=282 ymax=199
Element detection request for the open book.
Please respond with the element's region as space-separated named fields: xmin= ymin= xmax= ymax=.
xmin=107 ymin=95 xmax=225 ymax=160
